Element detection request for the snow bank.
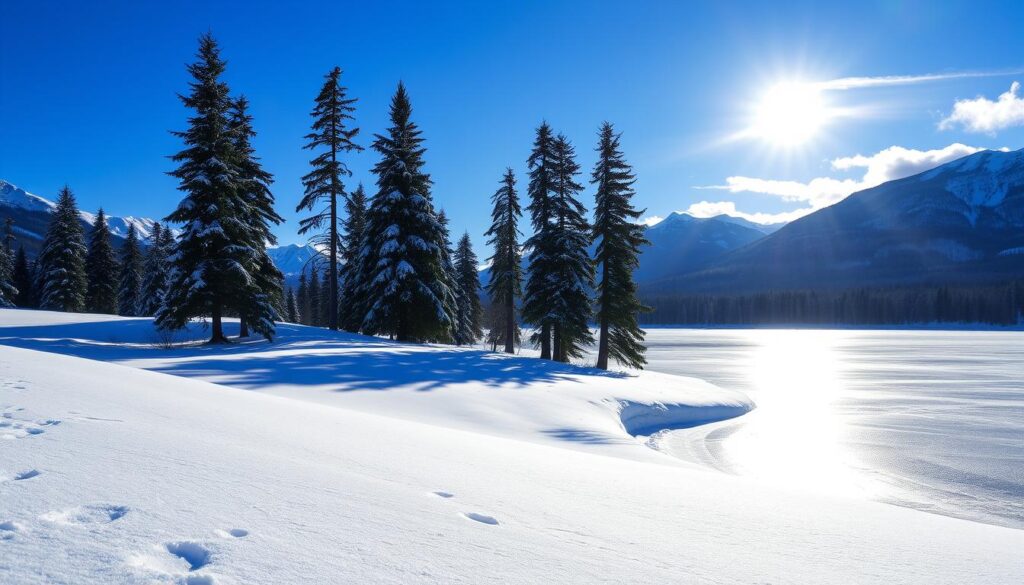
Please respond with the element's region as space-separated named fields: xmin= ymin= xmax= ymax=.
xmin=0 ymin=310 xmax=753 ymax=458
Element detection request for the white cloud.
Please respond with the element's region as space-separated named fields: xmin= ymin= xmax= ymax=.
xmin=939 ymin=82 xmax=1024 ymax=134
xmin=639 ymin=215 xmax=663 ymax=227
xmin=693 ymin=143 xmax=995 ymax=223
xmin=815 ymin=70 xmax=1021 ymax=91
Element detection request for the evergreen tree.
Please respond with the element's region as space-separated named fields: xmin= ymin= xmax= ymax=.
xmin=308 ymin=264 xmax=322 ymax=327
xmin=285 ymin=286 xmax=299 ymax=323
xmin=229 ymin=95 xmax=284 ymax=337
xmin=320 ymin=267 xmax=333 ymax=327
xmin=484 ymin=168 xmax=522 ymax=354
xmin=591 ymin=122 xmax=649 ymax=370
xmin=298 ymin=66 xmax=362 ymax=331
xmin=13 ymin=246 xmax=34 ymax=307
xmin=0 ymin=243 xmax=13 ymax=309
xmin=454 ymin=232 xmax=483 ymax=344
xmin=38 ymin=186 xmax=87 ymax=312
xmin=140 ymin=223 xmax=173 ymax=315
xmin=339 ymin=183 xmax=368 ymax=332
xmin=357 ymin=83 xmax=455 ymax=342
xmin=548 ymin=134 xmax=594 ymax=362
xmin=297 ymin=269 xmax=311 ymax=325
xmin=158 ymin=34 xmax=279 ymax=342
xmin=437 ymin=210 xmax=462 ymax=344
xmin=522 ymin=123 xmax=558 ymax=359
xmin=84 ymin=209 xmax=119 ymax=314
xmin=117 ymin=223 xmax=144 ymax=316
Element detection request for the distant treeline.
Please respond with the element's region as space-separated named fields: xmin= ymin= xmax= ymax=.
xmin=640 ymin=281 xmax=1024 ymax=326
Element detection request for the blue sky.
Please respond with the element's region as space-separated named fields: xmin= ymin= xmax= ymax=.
xmin=3 ymin=0 xmax=1024 ymax=250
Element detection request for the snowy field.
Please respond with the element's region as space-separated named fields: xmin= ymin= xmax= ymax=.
xmin=2 ymin=310 xmax=1023 ymax=584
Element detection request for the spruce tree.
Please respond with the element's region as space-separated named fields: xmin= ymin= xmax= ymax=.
xmin=522 ymin=123 xmax=558 ymax=359
xmin=298 ymin=66 xmax=362 ymax=331
xmin=229 ymin=95 xmax=284 ymax=337
xmin=438 ymin=210 xmax=463 ymax=344
xmin=285 ymin=287 xmax=299 ymax=323
xmin=297 ymin=269 xmax=310 ymax=326
xmin=308 ymin=264 xmax=321 ymax=327
xmin=13 ymin=246 xmax=34 ymax=307
xmin=117 ymin=223 xmax=144 ymax=316
xmin=484 ymin=168 xmax=522 ymax=354
xmin=455 ymin=232 xmax=483 ymax=344
xmin=339 ymin=183 xmax=368 ymax=332
xmin=358 ymin=83 xmax=456 ymax=342
xmin=319 ymin=267 xmax=333 ymax=327
xmin=38 ymin=186 xmax=87 ymax=312
xmin=140 ymin=223 xmax=173 ymax=315
xmin=0 ymin=243 xmax=14 ymax=309
xmin=84 ymin=209 xmax=119 ymax=314
xmin=591 ymin=123 xmax=649 ymax=369
xmin=158 ymin=34 xmax=278 ymax=342
xmin=547 ymin=134 xmax=595 ymax=362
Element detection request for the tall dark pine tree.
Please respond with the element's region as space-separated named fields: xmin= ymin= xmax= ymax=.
xmin=484 ymin=168 xmax=522 ymax=354
xmin=522 ymin=123 xmax=558 ymax=359
xmin=285 ymin=287 xmax=299 ymax=323
xmin=591 ymin=123 xmax=649 ymax=370
xmin=38 ymin=186 xmax=87 ymax=312
xmin=339 ymin=183 xmax=368 ymax=332
xmin=158 ymin=34 xmax=278 ymax=342
xmin=118 ymin=223 xmax=144 ymax=316
xmin=548 ymin=134 xmax=595 ymax=362
xmin=13 ymin=246 xmax=34 ymax=307
xmin=358 ymin=83 xmax=455 ymax=342
xmin=308 ymin=264 xmax=322 ymax=327
xmin=140 ymin=223 xmax=173 ymax=315
xmin=297 ymin=66 xmax=362 ymax=331
xmin=229 ymin=95 xmax=284 ymax=337
xmin=297 ymin=269 xmax=311 ymax=326
xmin=0 ymin=241 xmax=13 ymax=309
xmin=319 ymin=267 xmax=333 ymax=327
xmin=455 ymin=232 xmax=483 ymax=344
xmin=438 ymin=210 xmax=464 ymax=344
xmin=85 ymin=209 xmax=120 ymax=314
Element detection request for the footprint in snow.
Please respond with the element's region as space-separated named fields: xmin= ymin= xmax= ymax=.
xmin=462 ymin=512 xmax=499 ymax=526
xmin=40 ymin=504 xmax=128 ymax=526
xmin=216 ymin=528 xmax=248 ymax=538
xmin=165 ymin=541 xmax=212 ymax=571
xmin=14 ymin=469 xmax=40 ymax=481
xmin=431 ymin=491 xmax=455 ymax=499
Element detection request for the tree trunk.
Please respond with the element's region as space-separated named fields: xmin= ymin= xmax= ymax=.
xmin=539 ymin=323 xmax=551 ymax=359
xmin=210 ymin=302 xmax=228 ymax=344
xmin=239 ymin=317 xmax=250 ymax=338
xmin=552 ymin=325 xmax=564 ymax=362
xmin=503 ymin=294 xmax=514 ymax=354
xmin=328 ymin=159 xmax=339 ymax=331
xmin=596 ymin=262 xmax=610 ymax=370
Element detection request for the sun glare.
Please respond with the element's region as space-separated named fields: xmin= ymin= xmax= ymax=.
xmin=751 ymin=82 xmax=830 ymax=147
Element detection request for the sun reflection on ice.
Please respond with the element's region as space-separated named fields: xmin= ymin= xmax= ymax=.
xmin=719 ymin=330 xmax=884 ymax=499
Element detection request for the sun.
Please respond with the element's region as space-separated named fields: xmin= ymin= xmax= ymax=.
xmin=750 ymin=82 xmax=830 ymax=147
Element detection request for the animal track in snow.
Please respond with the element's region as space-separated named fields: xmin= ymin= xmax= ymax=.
xmin=14 ymin=469 xmax=40 ymax=481
xmin=216 ymin=528 xmax=248 ymax=538
xmin=462 ymin=512 xmax=499 ymax=526
xmin=431 ymin=491 xmax=455 ymax=499
xmin=1 ymin=520 xmax=22 ymax=539
xmin=41 ymin=504 xmax=129 ymax=526
xmin=166 ymin=541 xmax=212 ymax=571
xmin=0 ymin=412 xmax=60 ymax=440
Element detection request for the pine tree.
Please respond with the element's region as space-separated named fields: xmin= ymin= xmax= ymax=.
xmin=38 ymin=186 xmax=87 ymax=312
xmin=319 ymin=267 xmax=333 ymax=327
xmin=548 ymin=133 xmax=594 ymax=362
xmin=0 ymin=244 xmax=14 ymax=309
xmin=158 ymin=34 xmax=279 ymax=342
xmin=522 ymin=123 xmax=558 ymax=359
xmin=229 ymin=95 xmax=284 ymax=337
xmin=591 ymin=123 xmax=649 ymax=369
xmin=358 ymin=83 xmax=456 ymax=342
xmin=285 ymin=286 xmax=299 ymax=323
xmin=437 ymin=210 xmax=463 ymax=344
xmin=455 ymin=232 xmax=483 ymax=344
xmin=13 ymin=246 xmax=34 ymax=307
xmin=117 ymin=223 xmax=144 ymax=316
xmin=140 ymin=223 xmax=173 ymax=315
xmin=339 ymin=183 xmax=368 ymax=332
xmin=308 ymin=264 xmax=322 ymax=327
xmin=484 ymin=168 xmax=522 ymax=354
xmin=297 ymin=269 xmax=310 ymax=325
xmin=298 ymin=67 xmax=363 ymax=331
xmin=84 ymin=209 xmax=119 ymax=314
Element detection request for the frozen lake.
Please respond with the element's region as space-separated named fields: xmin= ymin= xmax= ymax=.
xmin=637 ymin=329 xmax=1024 ymax=529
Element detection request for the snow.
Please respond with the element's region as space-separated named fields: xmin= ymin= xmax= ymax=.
xmin=0 ymin=179 xmax=55 ymax=212
xmin=1 ymin=310 xmax=1022 ymax=584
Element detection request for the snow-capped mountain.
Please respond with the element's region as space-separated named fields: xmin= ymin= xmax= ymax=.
xmin=649 ymin=148 xmax=1024 ymax=294
xmin=266 ymin=243 xmax=324 ymax=288
xmin=635 ymin=212 xmax=768 ymax=283
xmin=0 ymin=179 xmax=170 ymax=256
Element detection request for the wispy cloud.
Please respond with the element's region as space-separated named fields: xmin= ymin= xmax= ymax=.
xmin=814 ymin=70 xmax=1022 ymax=91
xmin=939 ymin=81 xmax=1024 ymax=134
